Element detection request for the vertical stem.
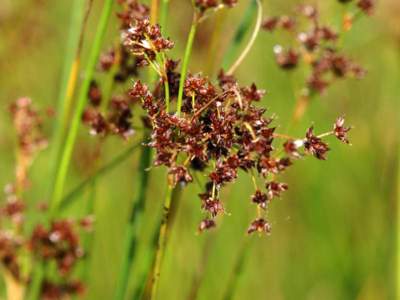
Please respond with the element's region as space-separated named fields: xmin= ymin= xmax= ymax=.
xmin=48 ymin=0 xmax=93 ymax=196
xmin=50 ymin=0 xmax=114 ymax=217
xmin=149 ymin=184 xmax=174 ymax=300
xmin=226 ymin=0 xmax=262 ymax=76
xmin=159 ymin=0 xmax=169 ymax=34
xmin=150 ymin=0 xmax=159 ymax=24
xmin=176 ymin=16 xmax=198 ymax=116
xmin=222 ymin=0 xmax=257 ymax=70
xmin=114 ymin=143 xmax=152 ymax=300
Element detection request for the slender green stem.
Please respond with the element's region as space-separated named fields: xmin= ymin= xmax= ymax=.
xmin=222 ymin=0 xmax=258 ymax=70
xmin=159 ymin=0 xmax=169 ymax=35
xmin=114 ymin=143 xmax=152 ymax=300
xmin=176 ymin=15 xmax=198 ymax=116
xmin=149 ymin=184 xmax=174 ymax=300
xmin=226 ymin=0 xmax=262 ymax=75
xmin=60 ymin=142 xmax=141 ymax=210
xmin=50 ymin=0 xmax=114 ymax=217
xmin=26 ymin=261 xmax=45 ymax=300
xmin=48 ymin=0 xmax=92 ymax=199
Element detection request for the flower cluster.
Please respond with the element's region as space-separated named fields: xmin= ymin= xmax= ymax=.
xmin=10 ymin=97 xmax=48 ymax=190
xmin=262 ymin=4 xmax=367 ymax=95
xmin=131 ymin=69 xmax=351 ymax=234
xmin=29 ymin=220 xmax=84 ymax=275
xmin=0 ymin=98 xmax=89 ymax=299
xmin=338 ymin=0 xmax=375 ymax=15
xmin=194 ymin=0 xmax=238 ymax=12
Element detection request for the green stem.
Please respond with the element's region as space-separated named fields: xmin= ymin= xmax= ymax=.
xmin=149 ymin=184 xmax=174 ymax=300
xmin=26 ymin=261 xmax=45 ymax=300
xmin=226 ymin=0 xmax=262 ymax=75
xmin=48 ymin=0 xmax=91 ymax=200
xmin=114 ymin=143 xmax=152 ymax=300
xmin=176 ymin=15 xmax=198 ymax=116
xmin=222 ymin=0 xmax=257 ymax=70
xmin=50 ymin=0 xmax=114 ymax=217
xmin=160 ymin=0 xmax=169 ymax=35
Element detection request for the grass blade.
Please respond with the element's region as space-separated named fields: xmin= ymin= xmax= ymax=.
xmin=222 ymin=0 xmax=258 ymax=70
xmin=50 ymin=0 xmax=114 ymax=216
xmin=114 ymin=143 xmax=152 ymax=300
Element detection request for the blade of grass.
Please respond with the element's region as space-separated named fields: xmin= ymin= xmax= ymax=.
xmin=226 ymin=0 xmax=262 ymax=75
xmin=143 ymin=187 xmax=182 ymax=300
xmin=60 ymin=141 xmax=141 ymax=210
xmin=222 ymin=0 xmax=258 ymax=70
xmin=176 ymin=13 xmax=199 ymax=116
xmin=114 ymin=142 xmax=152 ymax=300
xmin=48 ymin=0 xmax=93 ymax=196
xmin=27 ymin=2 xmax=114 ymax=298
xmin=50 ymin=0 xmax=114 ymax=217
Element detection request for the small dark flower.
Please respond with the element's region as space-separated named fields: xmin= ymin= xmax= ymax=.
xmin=247 ymin=218 xmax=271 ymax=234
xmin=357 ymin=0 xmax=374 ymax=15
xmin=168 ymin=166 xmax=193 ymax=186
xmin=279 ymin=15 xmax=296 ymax=31
xmin=334 ymin=117 xmax=351 ymax=144
xmin=283 ymin=139 xmax=303 ymax=158
xmin=304 ymin=126 xmax=330 ymax=160
xmin=274 ymin=46 xmax=299 ymax=70
xmin=99 ymin=49 xmax=116 ymax=71
xmin=265 ymin=181 xmax=288 ymax=200
xmin=262 ymin=17 xmax=279 ymax=31
xmin=201 ymin=197 xmax=224 ymax=217
xmin=198 ymin=219 xmax=216 ymax=232
xmin=88 ymin=81 xmax=102 ymax=106
xmin=251 ymin=190 xmax=268 ymax=209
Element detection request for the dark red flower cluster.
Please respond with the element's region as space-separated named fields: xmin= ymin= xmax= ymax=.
xmin=9 ymin=97 xmax=48 ymax=157
xmin=121 ymin=18 xmax=174 ymax=65
xmin=41 ymin=280 xmax=85 ymax=300
xmin=29 ymin=220 xmax=83 ymax=275
xmin=116 ymin=0 xmax=150 ymax=29
xmin=338 ymin=0 xmax=375 ymax=15
xmin=0 ymin=232 xmax=22 ymax=280
xmin=194 ymin=0 xmax=238 ymax=12
xmin=82 ymin=93 xmax=135 ymax=139
xmin=130 ymin=67 xmax=351 ymax=234
xmin=262 ymin=4 xmax=367 ymax=95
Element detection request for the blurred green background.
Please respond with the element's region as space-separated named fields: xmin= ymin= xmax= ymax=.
xmin=0 ymin=0 xmax=398 ymax=299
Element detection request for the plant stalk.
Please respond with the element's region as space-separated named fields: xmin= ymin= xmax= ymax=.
xmin=176 ymin=15 xmax=198 ymax=116
xmin=114 ymin=143 xmax=152 ymax=300
xmin=149 ymin=184 xmax=174 ymax=300
xmin=48 ymin=0 xmax=93 ymax=197
xmin=50 ymin=0 xmax=114 ymax=217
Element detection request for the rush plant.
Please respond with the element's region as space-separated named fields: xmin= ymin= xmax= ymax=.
xmin=0 ymin=0 xmax=374 ymax=299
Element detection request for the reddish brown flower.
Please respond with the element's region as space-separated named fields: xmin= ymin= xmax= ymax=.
xmin=251 ymin=190 xmax=268 ymax=209
xmin=334 ymin=117 xmax=351 ymax=144
xmin=265 ymin=181 xmax=288 ymax=200
xmin=304 ymin=126 xmax=330 ymax=160
xmin=247 ymin=218 xmax=271 ymax=234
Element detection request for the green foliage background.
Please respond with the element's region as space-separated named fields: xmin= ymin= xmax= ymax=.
xmin=0 ymin=0 xmax=398 ymax=299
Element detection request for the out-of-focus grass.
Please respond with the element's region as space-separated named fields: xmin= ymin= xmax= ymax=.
xmin=0 ymin=0 xmax=398 ymax=299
